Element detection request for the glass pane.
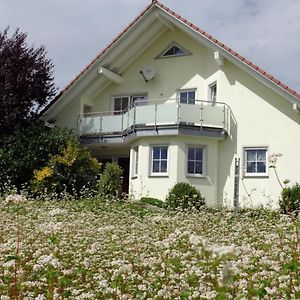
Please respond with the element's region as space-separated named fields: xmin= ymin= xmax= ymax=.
xmin=180 ymin=92 xmax=188 ymax=100
xmin=257 ymin=150 xmax=266 ymax=161
xmin=188 ymin=148 xmax=194 ymax=160
xmin=195 ymin=148 xmax=203 ymax=161
xmin=121 ymin=98 xmax=129 ymax=111
xmin=160 ymin=160 xmax=168 ymax=172
xmin=257 ymin=162 xmax=266 ymax=173
xmin=153 ymin=160 xmax=160 ymax=173
xmin=114 ymin=98 xmax=121 ymax=111
xmin=161 ymin=147 xmax=168 ymax=159
xmin=153 ymin=147 xmax=160 ymax=159
xmin=188 ymin=161 xmax=194 ymax=174
xmin=247 ymin=150 xmax=257 ymax=161
xmin=247 ymin=162 xmax=256 ymax=173
xmin=187 ymin=91 xmax=195 ymax=99
xmin=195 ymin=162 xmax=202 ymax=174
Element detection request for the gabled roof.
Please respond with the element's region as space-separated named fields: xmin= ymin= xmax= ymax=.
xmin=42 ymin=0 xmax=300 ymax=117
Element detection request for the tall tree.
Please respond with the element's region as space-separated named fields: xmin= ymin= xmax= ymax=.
xmin=0 ymin=27 xmax=56 ymax=136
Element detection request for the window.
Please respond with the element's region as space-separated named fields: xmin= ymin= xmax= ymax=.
xmin=113 ymin=97 xmax=129 ymax=115
xmin=179 ymin=90 xmax=196 ymax=104
xmin=151 ymin=146 xmax=168 ymax=175
xmin=132 ymin=147 xmax=139 ymax=177
xmin=187 ymin=147 xmax=204 ymax=175
xmin=83 ymin=104 xmax=92 ymax=114
xmin=208 ymin=82 xmax=217 ymax=104
xmin=244 ymin=147 xmax=268 ymax=176
xmin=131 ymin=94 xmax=148 ymax=107
xmin=157 ymin=43 xmax=191 ymax=58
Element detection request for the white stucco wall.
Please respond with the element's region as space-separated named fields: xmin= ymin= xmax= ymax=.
xmin=129 ymin=135 xmax=220 ymax=206
xmin=52 ymin=25 xmax=300 ymax=208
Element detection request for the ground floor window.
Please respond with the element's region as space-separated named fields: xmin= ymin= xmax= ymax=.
xmin=151 ymin=146 xmax=168 ymax=175
xmin=132 ymin=147 xmax=139 ymax=177
xmin=244 ymin=147 xmax=268 ymax=176
xmin=187 ymin=146 xmax=204 ymax=175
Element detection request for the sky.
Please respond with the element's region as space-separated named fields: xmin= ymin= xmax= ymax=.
xmin=1 ymin=0 xmax=300 ymax=93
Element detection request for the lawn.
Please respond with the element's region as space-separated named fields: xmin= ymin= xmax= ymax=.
xmin=0 ymin=196 xmax=299 ymax=299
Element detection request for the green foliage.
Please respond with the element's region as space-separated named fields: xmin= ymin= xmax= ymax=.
xmin=0 ymin=122 xmax=75 ymax=192
xmin=98 ymin=162 xmax=123 ymax=198
xmin=0 ymin=28 xmax=56 ymax=135
xmin=140 ymin=197 xmax=165 ymax=208
xmin=31 ymin=140 xmax=100 ymax=196
xmin=166 ymin=182 xmax=205 ymax=210
xmin=280 ymin=183 xmax=300 ymax=214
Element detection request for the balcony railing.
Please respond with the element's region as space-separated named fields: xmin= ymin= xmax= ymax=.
xmin=77 ymin=98 xmax=231 ymax=138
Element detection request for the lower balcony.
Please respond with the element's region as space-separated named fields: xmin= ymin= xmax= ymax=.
xmin=77 ymin=99 xmax=231 ymax=143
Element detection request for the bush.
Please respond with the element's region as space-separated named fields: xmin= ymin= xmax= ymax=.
xmin=31 ymin=140 xmax=100 ymax=196
xmin=166 ymin=182 xmax=205 ymax=210
xmin=98 ymin=162 xmax=123 ymax=198
xmin=140 ymin=197 xmax=165 ymax=208
xmin=280 ymin=183 xmax=300 ymax=214
xmin=0 ymin=122 xmax=75 ymax=192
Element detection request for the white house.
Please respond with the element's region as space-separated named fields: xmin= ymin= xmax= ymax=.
xmin=42 ymin=1 xmax=300 ymax=208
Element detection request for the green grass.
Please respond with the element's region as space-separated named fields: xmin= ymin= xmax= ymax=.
xmin=0 ymin=196 xmax=299 ymax=299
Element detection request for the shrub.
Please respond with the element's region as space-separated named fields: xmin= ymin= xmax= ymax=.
xmin=166 ymin=182 xmax=205 ymax=210
xmin=280 ymin=183 xmax=300 ymax=214
xmin=98 ymin=162 xmax=123 ymax=198
xmin=31 ymin=140 xmax=100 ymax=196
xmin=0 ymin=122 xmax=75 ymax=192
xmin=140 ymin=197 xmax=165 ymax=208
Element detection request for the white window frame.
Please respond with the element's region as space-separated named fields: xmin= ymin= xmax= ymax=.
xmin=186 ymin=146 xmax=206 ymax=177
xmin=132 ymin=147 xmax=139 ymax=178
xmin=178 ymin=89 xmax=197 ymax=104
xmin=112 ymin=96 xmax=130 ymax=115
xmin=208 ymin=81 xmax=217 ymax=105
xmin=156 ymin=42 xmax=192 ymax=59
xmin=243 ymin=147 xmax=268 ymax=177
xmin=112 ymin=94 xmax=148 ymax=113
xmin=150 ymin=145 xmax=169 ymax=176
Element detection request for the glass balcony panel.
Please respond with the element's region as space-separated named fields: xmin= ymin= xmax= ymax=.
xmin=180 ymin=103 xmax=201 ymax=124
xmin=101 ymin=114 xmax=122 ymax=133
xmin=122 ymin=109 xmax=134 ymax=131
xmin=156 ymin=103 xmax=177 ymax=125
xmin=80 ymin=116 xmax=100 ymax=135
xmin=202 ymin=104 xmax=224 ymax=128
xmin=135 ymin=105 xmax=156 ymax=125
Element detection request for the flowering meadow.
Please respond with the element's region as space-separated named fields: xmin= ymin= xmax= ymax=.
xmin=0 ymin=196 xmax=299 ymax=299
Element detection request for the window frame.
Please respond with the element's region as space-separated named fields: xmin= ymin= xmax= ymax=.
xmin=131 ymin=147 xmax=139 ymax=178
xmin=186 ymin=146 xmax=206 ymax=177
xmin=178 ymin=89 xmax=197 ymax=105
xmin=243 ymin=147 xmax=268 ymax=177
xmin=156 ymin=42 xmax=192 ymax=59
xmin=208 ymin=81 xmax=217 ymax=104
xmin=150 ymin=145 xmax=169 ymax=177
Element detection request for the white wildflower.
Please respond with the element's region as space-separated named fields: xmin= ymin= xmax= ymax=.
xmin=5 ymin=194 xmax=26 ymax=203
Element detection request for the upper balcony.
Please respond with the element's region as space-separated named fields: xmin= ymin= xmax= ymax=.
xmin=77 ymin=98 xmax=232 ymax=143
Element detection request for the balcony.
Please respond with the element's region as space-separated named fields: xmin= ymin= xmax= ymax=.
xmin=77 ymin=99 xmax=231 ymax=142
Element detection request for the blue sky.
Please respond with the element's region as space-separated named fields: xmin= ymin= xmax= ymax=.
xmin=1 ymin=0 xmax=299 ymax=93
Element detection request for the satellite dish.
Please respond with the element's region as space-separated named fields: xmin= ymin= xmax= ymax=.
xmin=139 ymin=65 xmax=156 ymax=82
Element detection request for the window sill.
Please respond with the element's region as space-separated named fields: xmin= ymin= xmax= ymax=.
xmin=149 ymin=173 xmax=169 ymax=178
xmin=186 ymin=174 xmax=207 ymax=178
xmin=243 ymin=174 xmax=269 ymax=178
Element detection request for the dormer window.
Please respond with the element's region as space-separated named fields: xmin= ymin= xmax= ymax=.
xmin=157 ymin=43 xmax=191 ymax=58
